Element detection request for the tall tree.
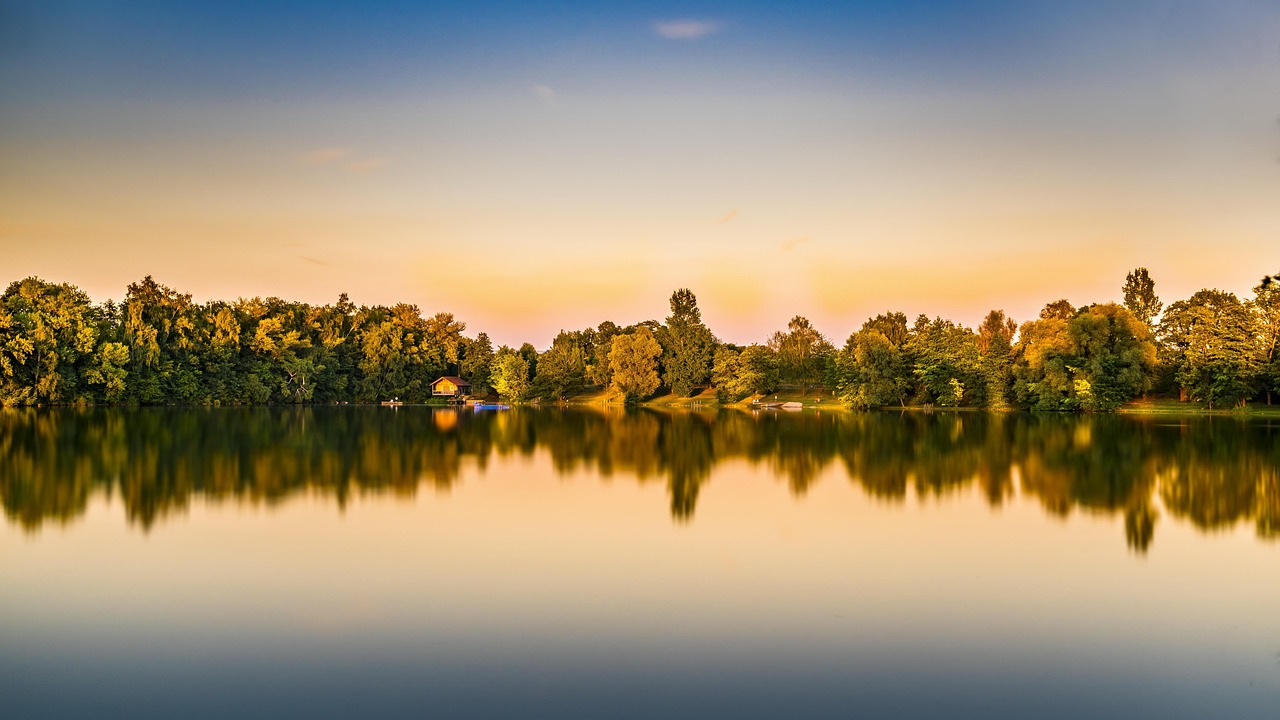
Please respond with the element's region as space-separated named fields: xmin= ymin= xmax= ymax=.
xmin=661 ymin=288 xmax=715 ymax=397
xmin=458 ymin=332 xmax=495 ymax=395
xmin=710 ymin=346 xmax=741 ymax=402
xmin=769 ymin=316 xmax=832 ymax=391
xmin=588 ymin=321 xmax=620 ymax=387
xmin=518 ymin=342 xmax=539 ymax=381
xmin=1040 ymin=299 xmax=1076 ymax=321
xmin=423 ymin=312 xmax=465 ymax=377
xmin=978 ymin=309 xmax=1018 ymax=409
xmin=1122 ymin=267 xmax=1163 ymax=331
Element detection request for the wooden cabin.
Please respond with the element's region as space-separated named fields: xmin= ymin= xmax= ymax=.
xmin=430 ymin=376 xmax=472 ymax=397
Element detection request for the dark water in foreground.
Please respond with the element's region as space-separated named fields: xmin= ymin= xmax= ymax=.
xmin=1 ymin=407 xmax=1278 ymax=718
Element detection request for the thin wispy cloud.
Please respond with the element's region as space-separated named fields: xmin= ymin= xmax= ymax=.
xmin=299 ymin=147 xmax=390 ymax=174
xmin=532 ymin=83 xmax=557 ymax=102
xmin=717 ymin=210 xmax=739 ymax=224
xmin=654 ymin=19 xmax=720 ymax=40
xmin=345 ymin=158 xmax=390 ymax=175
xmin=781 ymin=236 xmax=811 ymax=252
xmin=298 ymin=147 xmax=354 ymax=166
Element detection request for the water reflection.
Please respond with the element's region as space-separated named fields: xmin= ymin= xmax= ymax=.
xmin=2 ymin=407 xmax=1277 ymax=549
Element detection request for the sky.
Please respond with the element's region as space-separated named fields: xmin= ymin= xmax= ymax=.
xmin=2 ymin=0 xmax=1278 ymax=347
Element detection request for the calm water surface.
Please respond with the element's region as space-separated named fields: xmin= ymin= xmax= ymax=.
xmin=2 ymin=407 xmax=1278 ymax=719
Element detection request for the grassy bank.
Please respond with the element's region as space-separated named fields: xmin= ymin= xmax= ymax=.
xmin=555 ymin=386 xmax=842 ymax=410
xmin=545 ymin=388 xmax=1280 ymax=416
xmin=1118 ymin=398 xmax=1280 ymax=416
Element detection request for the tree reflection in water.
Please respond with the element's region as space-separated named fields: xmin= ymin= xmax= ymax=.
xmin=2 ymin=407 xmax=1277 ymax=550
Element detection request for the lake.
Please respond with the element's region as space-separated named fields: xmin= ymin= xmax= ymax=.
xmin=2 ymin=406 xmax=1277 ymax=719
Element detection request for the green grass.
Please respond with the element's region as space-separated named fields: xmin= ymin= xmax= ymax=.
xmin=557 ymin=388 xmax=1280 ymax=415
xmin=1119 ymin=398 xmax=1280 ymax=416
xmin=558 ymin=385 xmax=843 ymax=409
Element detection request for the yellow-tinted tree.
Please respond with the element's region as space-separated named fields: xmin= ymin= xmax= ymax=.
xmin=609 ymin=327 xmax=662 ymax=402
xmin=491 ymin=346 xmax=531 ymax=401
xmin=0 ymin=277 xmax=100 ymax=405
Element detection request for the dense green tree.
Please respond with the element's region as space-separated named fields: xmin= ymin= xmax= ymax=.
xmin=534 ymin=332 xmax=587 ymax=400
xmin=84 ymin=342 xmax=130 ymax=402
xmin=305 ymin=294 xmax=358 ymax=403
xmin=837 ymin=331 xmax=906 ymax=408
xmin=661 ymin=289 xmax=715 ymax=397
xmin=0 ymin=278 xmax=101 ymax=405
xmin=770 ymin=316 xmax=832 ymax=391
xmin=736 ymin=345 xmax=779 ymax=396
xmin=1068 ymin=303 xmax=1156 ymax=411
xmin=1251 ymin=281 xmax=1280 ymax=404
xmin=836 ymin=313 xmax=911 ymax=408
xmin=491 ymin=347 xmax=531 ymax=401
xmin=609 ymin=327 xmax=662 ymax=402
xmin=863 ymin=311 xmax=910 ymax=347
xmin=710 ymin=345 xmax=780 ymax=401
xmin=247 ymin=300 xmax=314 ymax=403
xmin=906 ymin=315 xmax=983 ymax=407
xmin=122 ymin=276 xmax=205 ymax=403
xmin=424 ymin=312 xmax=466 ymax=376
xmin=353 ymin=302 xmax=443 ymax=402
xmin=977 ymin=309 xmax=1017 ymax=409
xmin=518 ymin=342 xmax=539 ymax=381
xmin=710 ymin=346 xmax=741 ymax=402
xmin=198 ymin=301 xmax=242 ymax=403
xmin=1012 ymin=307 xmax=1078 ymax=410
xmin=1162 ymin=290 xmax=1261 ymax=409
xmin=588 ymin=321 xmax=620 ymax=387
xmin=1122 ymin=267 xmax=1163 ymax=331
xmin=1014 ymin=303 xmax=1156 ymax=411
xmin=458 ymin=332 xmax=495 ymax=395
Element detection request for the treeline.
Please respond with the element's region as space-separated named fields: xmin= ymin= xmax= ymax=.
xmin=2 ymin=269 xmax=1278 ymax=409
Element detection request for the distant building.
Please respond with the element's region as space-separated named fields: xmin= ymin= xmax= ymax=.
xmin=431 ymin=376 xmax=472 ymax=397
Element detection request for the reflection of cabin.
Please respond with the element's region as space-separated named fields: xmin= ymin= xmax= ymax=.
xmin=433 ymin=409 xmax=460 ymax=432
xmin=430 ymin=376 xmax=471 ymax=398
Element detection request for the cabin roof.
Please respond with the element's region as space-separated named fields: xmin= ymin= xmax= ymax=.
xmin=431 ymin=375 xmax=471 ymax=387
